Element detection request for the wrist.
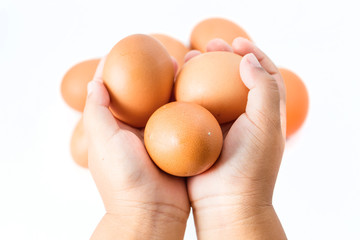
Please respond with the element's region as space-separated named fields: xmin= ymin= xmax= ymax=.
xmin=91 ymin=202 xmax=189 ymax=240
xmin=192 ymin=194 xmax=286 ymax=240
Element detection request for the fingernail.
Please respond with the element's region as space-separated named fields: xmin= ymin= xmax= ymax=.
xmin=184 ymin=50 xmax=201 ymax=63
xmin=87 ymin=81 xmax=96 ymax=96
xmin=246 ymin=53 xmax=262 ymax=68
xmin=93 ymin=76 xmax=103 ymax=83
xmin=232 ymin=37 xmax=242 ymax=47
xmin=206 ymin=38 xmax=233 ymax=52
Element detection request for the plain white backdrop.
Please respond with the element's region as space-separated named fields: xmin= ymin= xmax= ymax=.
xmin=1 ymin=0 xmax=360 ymax=239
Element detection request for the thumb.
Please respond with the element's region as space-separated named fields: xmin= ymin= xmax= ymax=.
xmin=240 ymin=53 xmax=281 ymax=133
xmin=83 ymin=60 xmax=119 ymax=145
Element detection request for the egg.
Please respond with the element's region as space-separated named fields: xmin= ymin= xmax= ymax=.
xmin=175 ymin=51 xmax=248 ymax=124
xmin=150 ymin=33 xmax=189 ymax=71
xmin=190 ymin=17 xmax=251 ymax=52
xmin=279 ymin=68 xmax=309 ymax=138
xmin=144 ymin=102 xmax=223 ymax=177
xmin=61 ymin=59 xmax=100 ymax=112
xmin=103 ymin=34 xmax=174 ymax=128
xmin=70 ymin=118 xmax=88 ymax=168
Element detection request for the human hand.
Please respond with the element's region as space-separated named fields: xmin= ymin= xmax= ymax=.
xmin=83 ymin=57 xmax=190 ymax=240
xmin=185 ymin=38 xmax=287 ymax=239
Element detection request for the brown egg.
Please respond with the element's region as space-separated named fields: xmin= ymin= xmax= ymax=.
xmin=279 ymin=68 xmax=309 ymax=138
xmin=61 ymin=59 xmax=100 ymax=112
xmin=175 ymin=51 xmax=248 ymax=124
xmin=103 ymin=34 xmax=174 ymax=128
xmin=150 ymin=33 xmax=189 ymax=70
xmin=144 ymin=102 xmax=223 ymax=177
xmin=190 ymin=17 xmax=251 ymax=52
xmin=70 ymin=118 xmax=88 ymax=168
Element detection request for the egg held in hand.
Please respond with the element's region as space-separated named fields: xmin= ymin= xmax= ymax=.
xmin=175 ymin=51 xmax=249 ymax=124
xmin=279 ymin=68 xmax=309 ymax=138
xmin=144 ymin=102 xmax=223 ymax=177
xmin=103 ymin=34 xmax=174 ymax=128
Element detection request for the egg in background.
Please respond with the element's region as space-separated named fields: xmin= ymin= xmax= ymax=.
xmin=70 ymin=118 xmax=88 ymax=168
xmin=279 ymin=68 xmax=309 ymax=138
xmin=150 ymin=33 xmax=189 ymax=71
xmin=144 ymin=102 xmax=223 ymax=177
xmin=190 ymin=17 xmax=251 ymax=52
xmin=61 ymin=59 xmax=100 ymax=112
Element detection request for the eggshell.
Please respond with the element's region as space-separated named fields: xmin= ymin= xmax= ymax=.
xmin=70 ymin=118 xmax=88 ymax=168
xmin=279 ymin=68 xmax=309 ymax=138
xmin=103 ymin=34 xmax=174 ymax=128
xmin=61 ymin=59 xmax=100 ymax=112
xmin=144 ymin=102 xmax=223 ymax=177
xmin=175 ymin=51 xmax=248 ymax=124
xmin=190 ymin=18 xmax=251 ymax=52
xmin=150 ymin=33 xmax=189 ymax=70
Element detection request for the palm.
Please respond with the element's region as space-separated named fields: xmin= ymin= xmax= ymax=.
xmin=187 ymin=115 xmax=260 ymax=205
xmin=185 ymin=38 xmax=286 ymax=207
xmin=85 ymin=57 xmax=190 ymax=216
xmin=90 ymin=120 xmax=189 ymax=214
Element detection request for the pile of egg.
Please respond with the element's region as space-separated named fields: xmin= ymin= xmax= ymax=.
xmin=61 ymin=17 xmax=309 ymax=176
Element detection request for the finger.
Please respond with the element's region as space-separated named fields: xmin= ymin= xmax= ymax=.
xmin=206 ymin=38 xmax=233 ymax=52
xmin=184 ymin=50 xmax=201 ymax=63
xmin=83 ymin=59 xmax=120 ymax=145
xmin=232 ymin=37 xmax=278 ymax=75
xmin=240 ymin=53 xmax=281 ymax=132
xmin=170 ymin=56 xmax=178 ymax=75
xmin=92 ymin=55 xmax=107 ymax=82
xmin=233 ymin=38 xmax=286 ymax=138
xmin=232 ymin=37 xmax=285 ymax=101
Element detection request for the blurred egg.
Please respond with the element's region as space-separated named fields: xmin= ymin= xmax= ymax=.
xmin=144 ymin=102 xmax=223 ymax=177
xmin=150 ymin=33 xmax=189 ymax=71
xmin=175 ymin=51 xmax=248 ymax=124
xmin=70 ymin=118 xmax=88 ymax=168
xmin=190 ymin=17 xmax=251 ymax=52
xmin=279 ymin=68 xmax=309 ymax=138
xmin=103 ymin=34 xmax=174 ymax=128
xmin=61 ymin=59 xmax=100 ymax=112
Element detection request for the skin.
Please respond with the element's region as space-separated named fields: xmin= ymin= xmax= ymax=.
xmin=186 ymin=38 xmax=287 ymax=239
xmin=84 ymin=57 xmax=189 ymax=240
xmin=83 ymin=37 xmax=287 ymax=239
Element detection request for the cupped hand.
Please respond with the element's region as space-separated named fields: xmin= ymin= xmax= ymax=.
xmin=83 ymin=57 xmax=189 ymax=239
xmin=185 ymin=38 xmax=287 ymax=239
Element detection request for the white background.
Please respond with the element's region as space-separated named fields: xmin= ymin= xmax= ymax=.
xmin=1 ymin=0 xmax=359 ymax=239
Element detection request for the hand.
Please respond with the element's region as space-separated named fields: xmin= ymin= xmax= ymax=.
xmin=185 ymin=38 xmax=287 ymax=239
xmin=83 ymin=57 xmax=189 ymax=240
